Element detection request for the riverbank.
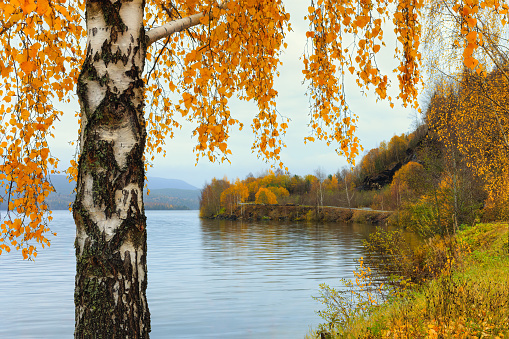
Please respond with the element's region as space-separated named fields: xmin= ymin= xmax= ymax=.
xmin=207 ymin=204 xmax=392 ymax=224
xmin=309 ymin=222 xmax=509 ymax=338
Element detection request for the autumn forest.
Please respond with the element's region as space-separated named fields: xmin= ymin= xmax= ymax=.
xmin=201 ymin=68 xmax=496 ymax=236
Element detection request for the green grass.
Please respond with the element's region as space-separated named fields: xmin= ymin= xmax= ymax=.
xmin=309 ymin=222 xmax=509 ymax=338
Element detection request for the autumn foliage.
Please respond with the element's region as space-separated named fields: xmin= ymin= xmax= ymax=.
xmin=200 ymin=170 xmax=344 ymax=217
xmin=2 ymin=0 xmax=509 ymax=260
xmin=198 ymin=133 xmax=421 ymax=217
xmin=255 ymin=187 xmax=278 ymax=205
xmin=427 ymin=68 xmax=509 ymax=220
xmin=199 ymin=113 xmax=494 ymax=238
xmin=0 ymin=0 xmax=84 ymax=257
xmin=144 ymin=0 xmax=291 ymax=167
xmin=220 ymin=179 xmax=248 ymax=213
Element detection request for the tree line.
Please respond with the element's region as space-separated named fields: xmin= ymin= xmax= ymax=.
xmin=200 ymin=77 xmax=508 ymax=239
xmin=363 ymin=66 xmax=509 ymax=238
xmin=199 ymin=127 xmax=426 ymax=218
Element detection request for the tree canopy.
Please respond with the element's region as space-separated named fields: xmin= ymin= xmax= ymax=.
xmin=1 ymin=0 xmax=508 ymax=258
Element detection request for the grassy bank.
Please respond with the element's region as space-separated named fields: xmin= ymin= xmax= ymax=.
xmin=309 ymin=222 xmax=509 ymax=338
xmin=209 ymin=204 xmax=392 ymax=224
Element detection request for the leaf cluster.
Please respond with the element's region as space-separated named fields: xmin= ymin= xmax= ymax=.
xmin=0 ymin=0 xmax=85 ymax=258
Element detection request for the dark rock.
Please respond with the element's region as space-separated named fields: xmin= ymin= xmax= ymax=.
xmin=360 ymin=162 xmax=402 ymax=190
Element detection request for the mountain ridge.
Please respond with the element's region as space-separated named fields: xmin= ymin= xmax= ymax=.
xmin=0 ymin=175 xmax=201 ymax=210
xmin=48 ymin=175 xmax=199 ymax=194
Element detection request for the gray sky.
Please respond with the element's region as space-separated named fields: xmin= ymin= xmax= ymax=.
xmin=49 ymin=2 xmax=417 ymax=189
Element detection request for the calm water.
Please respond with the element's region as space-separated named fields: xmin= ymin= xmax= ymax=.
xmin=0 ymin=210 xmax=382 ymax=338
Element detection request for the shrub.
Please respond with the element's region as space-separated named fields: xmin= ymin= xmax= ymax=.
xmin=312 ymin=259 xmax=391 ymax=338
xmin=255 ymin=187 xmax=278 ymax=204
xmin=363 ymin=227 xmax=463 ymax=284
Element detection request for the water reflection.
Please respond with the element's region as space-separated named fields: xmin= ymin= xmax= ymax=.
xmin=0 ymin=210 xmax=396 ymax=339
xmin=190 ymin=218 xmax=382 ymax=338
xmin=200 ymin=218 xmax=376 ymax=263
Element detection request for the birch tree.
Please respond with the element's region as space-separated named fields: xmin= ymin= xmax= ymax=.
xmin=1 ymin=0 xmax=501 ymax=336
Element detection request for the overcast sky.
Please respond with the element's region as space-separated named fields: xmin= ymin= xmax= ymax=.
xmin=49 ymin=2 xmax=418 ymax=189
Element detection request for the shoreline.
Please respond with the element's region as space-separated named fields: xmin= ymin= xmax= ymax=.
xmin=308 ymin=222 xmax=509 ymax=338
xmin=204 ymin=204 xmax=393 ymax=224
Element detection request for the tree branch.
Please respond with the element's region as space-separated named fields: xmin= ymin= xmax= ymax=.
xmin=146 ymin=2 xmax=228 ymax=46
xmin=146 ymin=12 xmax=204 ymax=46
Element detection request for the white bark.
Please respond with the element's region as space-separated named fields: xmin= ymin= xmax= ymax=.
xmin=146 ymin=12 xmax=205 ymax=46
xmin=146 ymin=2 xmax=229 ymax=46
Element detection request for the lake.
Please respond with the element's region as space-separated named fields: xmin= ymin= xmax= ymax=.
xmin=0 ymin=210 xmax=382 ymax=338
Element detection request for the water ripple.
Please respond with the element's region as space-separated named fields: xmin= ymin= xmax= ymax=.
xmin=1 ymin=210 xmax=379 ymax=338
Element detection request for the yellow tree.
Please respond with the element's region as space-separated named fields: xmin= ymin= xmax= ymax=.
xmin=268 ymin=185 xmax=290 ymax=201
xmin=428 ymin=69 xmax=509 ymax=218
xmin=255 ymin=187 xmax=278 ymax=205
xmin=390 ymin=161 xmax=426 ymax=206
xmin=1 ymin=0 xmax=493 ymax=336
xmin=220 ymin=179 xmax=248 ymax=214
xmin=422 ymin=0 xmax=509 ymax=217
xmin=388 ymin=134 xmax=408 ymax=162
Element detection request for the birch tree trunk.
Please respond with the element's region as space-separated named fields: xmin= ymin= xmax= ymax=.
xmin=74 ymin=0 xmax=150 ymax=337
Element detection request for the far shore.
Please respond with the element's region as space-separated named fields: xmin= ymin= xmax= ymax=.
xmin=205 ymin=203 xmax=393 ymax=224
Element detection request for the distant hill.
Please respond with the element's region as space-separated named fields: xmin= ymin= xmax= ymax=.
xmin=143 ymin=188 xmax=200 ymax=210
xmin=145 ymin=177 xmax=198 ymax=191
xmin=47 ymin=175 xmax=199 ymax=195
xmin=1 ymin=175 xmax=200 ymax=210
xmin=47 ymin=175 xmax=76 ymax=195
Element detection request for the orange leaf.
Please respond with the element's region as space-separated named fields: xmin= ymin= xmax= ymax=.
xmin=21 ymin=0 xmax=37 ymax=14
xmin=37 ymin=0 xmax=50 ymax=15
xmin=466 ymin=31 xmax=477 ymax=43
xmin=21 ymin=61 xmax=36 ymax=74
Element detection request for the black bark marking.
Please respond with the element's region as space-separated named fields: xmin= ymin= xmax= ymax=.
xmin=89 ymin=0 xmax=126 ymax=35
xmin=122 ymin=189 xmax=129 ymax=206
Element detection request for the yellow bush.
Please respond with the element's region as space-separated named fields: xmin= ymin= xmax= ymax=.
xmin=255 ymin=187 xmax=278 ymax=204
